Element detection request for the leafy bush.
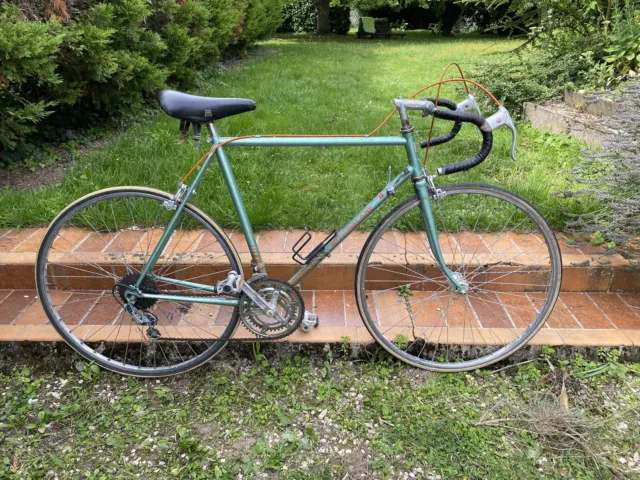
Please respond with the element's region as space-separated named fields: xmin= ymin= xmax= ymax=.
xmin=238 ymin=0 xmax=285 ymax=48
xmin=471 ymin=49 xmax=598 ymax=114
xmin=0 ymin=5 xmax=62 ymax=153
xmin=279 ymin=0 xmax=316 ymax=33
xmin=598 ymin=9 xmax=640 ymax=87
xmin=278 ymin=0 xmax=350 ymax=34
xmin=357 ymin=0 xmax=500 ymax=33
xmin=329 ymin=5 xmax=350 ymax=35
xmin=467 ymin=0 xmax=640 ymax=109
xmin=0 ymin=0 xmax=283 ymax=166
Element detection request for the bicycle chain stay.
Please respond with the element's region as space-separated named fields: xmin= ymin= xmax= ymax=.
xmin=118 ymin=288 xmax=265 ymax=343
xmin=123 ymin=286 xmax=303 ymax=343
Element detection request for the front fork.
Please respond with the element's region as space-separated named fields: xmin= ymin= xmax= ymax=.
xmin=403 ymin=130 xmax=465 ymax=293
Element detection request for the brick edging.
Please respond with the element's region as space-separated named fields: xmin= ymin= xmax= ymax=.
xmin=2 ymin=324 xmax=639 ymax=347
xmin=0 ymin=228 xmax=637 ymax=292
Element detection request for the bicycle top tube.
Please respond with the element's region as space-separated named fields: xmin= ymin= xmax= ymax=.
xmin=213 ymin=136 xmax=407 ymax=147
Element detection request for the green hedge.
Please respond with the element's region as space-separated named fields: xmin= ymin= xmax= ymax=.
xmin=0 ymin=0 xmax=283 ymax=165
xmin=279 ymin=0 xmax=350 ymax=35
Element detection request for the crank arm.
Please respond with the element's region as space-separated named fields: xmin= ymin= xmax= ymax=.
xmin=269 ymin=289 xmax=281 ymax=310
xmin=240 ymin=281 xmax=286 ymax=325
xmin=240 ymin=282 xmax=273 ymax=314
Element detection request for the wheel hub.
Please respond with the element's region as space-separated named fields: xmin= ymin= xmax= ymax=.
xmin=452 ymin=271 xmax=468 ymax=295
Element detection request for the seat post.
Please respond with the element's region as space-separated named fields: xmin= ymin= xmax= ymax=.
xmin=206 ymin=123 xmax=218 ymax=144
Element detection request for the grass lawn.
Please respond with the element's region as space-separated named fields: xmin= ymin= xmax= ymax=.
xmin=1 ymin=348 xmax=638 ymax=478
xmin=0 ymin=32 xmax=587 ymax=231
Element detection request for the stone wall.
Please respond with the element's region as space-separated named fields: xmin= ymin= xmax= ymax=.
xmin=523 ymin=88 xmax=626 ymax=150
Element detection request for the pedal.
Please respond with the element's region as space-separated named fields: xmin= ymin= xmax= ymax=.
xmin=301 ymin=311 xmax=319 ymax=332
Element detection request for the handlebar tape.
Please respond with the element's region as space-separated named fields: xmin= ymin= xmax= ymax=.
xmin=418 ymin=98 xmax=461 ymax=148
xmin=428 ymin=108 xmax=493 ymax=176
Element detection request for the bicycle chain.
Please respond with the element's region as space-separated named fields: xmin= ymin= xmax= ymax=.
xmin=147 ymin=289 xmax=298 ymax=343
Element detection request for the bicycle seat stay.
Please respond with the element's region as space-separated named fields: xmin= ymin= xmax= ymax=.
xmin=158 ymin=89 xmax=256 ymax=124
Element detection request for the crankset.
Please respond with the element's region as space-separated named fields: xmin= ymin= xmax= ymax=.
xmin=239 ymin=277 xmax=305 ymax=339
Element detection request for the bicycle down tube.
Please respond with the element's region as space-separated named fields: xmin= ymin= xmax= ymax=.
xmin=135 ymin=125 xmax=463 ymax=305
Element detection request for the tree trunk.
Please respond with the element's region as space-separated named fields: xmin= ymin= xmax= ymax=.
xmin=315 ymin=0 xmax=331 ymax=34
xmin=441 ymin=0 xmax=461 ymax=36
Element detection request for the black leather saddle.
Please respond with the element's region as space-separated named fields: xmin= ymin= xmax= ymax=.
xmin=158 ymin=90 xmax=256 ymax=124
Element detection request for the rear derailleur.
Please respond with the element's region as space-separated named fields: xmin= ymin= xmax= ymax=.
xmin=123 ymin=303 xmax=161 ymax=340
xmin=116 ymin=277 xmax=161 ymax=340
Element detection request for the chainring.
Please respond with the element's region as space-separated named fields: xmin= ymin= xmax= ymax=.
xmin=239 ymin=278 xmax=304 ymax=340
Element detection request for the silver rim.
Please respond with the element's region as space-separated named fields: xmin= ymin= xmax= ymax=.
xmin=356 ymin=184 xmax=561 ymax=372
xmin=36 ymin=188 xmax=240 ymax=376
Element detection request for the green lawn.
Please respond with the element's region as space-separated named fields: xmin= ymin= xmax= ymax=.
xmin=0 ymin=33 xmax=586 ymax=230
xmin=1 ymin=348 xmax=638 ymax=478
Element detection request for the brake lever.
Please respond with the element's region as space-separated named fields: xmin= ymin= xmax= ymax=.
xmin=485 ymin=106 xmax=517 ymax=161
xmin=456 ymin=93 xmax=481 ymax=116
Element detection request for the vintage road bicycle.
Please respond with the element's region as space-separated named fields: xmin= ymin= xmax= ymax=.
xmin=36 ymin=81 xmax=562 ymax=377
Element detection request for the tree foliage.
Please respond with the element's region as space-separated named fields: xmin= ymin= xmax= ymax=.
xmin=279 ymin=0 xmax=350 ymax=34
xmin=464 ymin=0 xmax=640 ymax=86
xmin=468 ymin=0 xmax=640 ymax=111
xmin=0 ymin=0 xmax=283 ymax=164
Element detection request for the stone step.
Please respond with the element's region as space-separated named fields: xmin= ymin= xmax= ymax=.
xmin=1 ymin=289 xmax=639 ymax=347
xmin=0 ymin=228 xmax=637 ymax=292
xmin=564 ymin=89 xmax=620 ymax=118
xmin=523 ymin=100 xmax=618 ymax=150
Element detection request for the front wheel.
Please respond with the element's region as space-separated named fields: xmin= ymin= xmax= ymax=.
xmin=355 ymin=183 xmax=562 ymax=372
xmin=36 ymin=187 xmax=242 ymax=377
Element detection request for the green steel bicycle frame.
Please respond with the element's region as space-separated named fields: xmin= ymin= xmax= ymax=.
xmin=135 ymin=123 xmax=462 ymax=306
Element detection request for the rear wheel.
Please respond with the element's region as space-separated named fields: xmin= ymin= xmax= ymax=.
xmin=36 ymin=187 xmax=242 ymax=377
xmin=355 ymin=183 xmax=561 ymax=372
